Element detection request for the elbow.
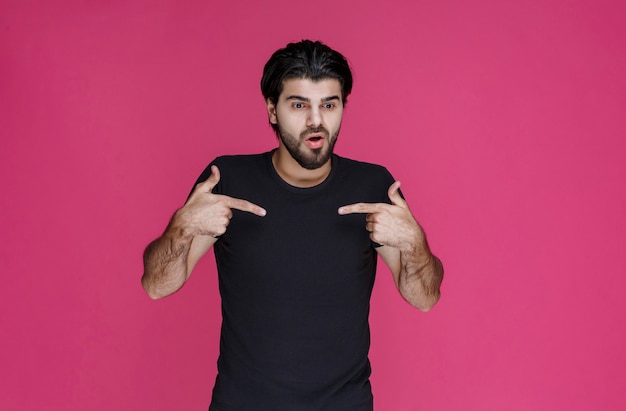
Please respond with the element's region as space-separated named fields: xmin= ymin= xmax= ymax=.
xmin=141 ymin=268 xmax=188 ymax=300
xmin=415 ymin=297 xmax=440 ymax=312
xmin=144 ymin=289 xmax=165 ymax=300
xmin=141 ymin=275 xmax=168 ymax=300
xmin=405 ymin=291 xmax=441 ymax=313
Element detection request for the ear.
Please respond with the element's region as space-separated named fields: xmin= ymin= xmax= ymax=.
xmin=266 ymin=98 xmax=278 ymax=124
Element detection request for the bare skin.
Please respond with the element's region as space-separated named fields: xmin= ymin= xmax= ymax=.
xmin=141 ymin=166 xmax=266 ymax=299
xmin=339 ymin=182 xmax=443 ymax=311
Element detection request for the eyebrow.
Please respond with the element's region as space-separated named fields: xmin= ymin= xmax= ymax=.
xmin=285 ymin=95 xmax=341 ymax=103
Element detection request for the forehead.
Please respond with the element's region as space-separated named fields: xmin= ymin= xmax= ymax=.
xmin=279 ymin=78 xmax=342 ymax=101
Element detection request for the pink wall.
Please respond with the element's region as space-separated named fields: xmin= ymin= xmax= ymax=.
xmin=2 ymin=0 xmax=625 ymax=409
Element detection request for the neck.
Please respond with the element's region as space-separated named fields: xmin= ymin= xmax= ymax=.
xmin=271 ymin=148 xmax=332 ymax=188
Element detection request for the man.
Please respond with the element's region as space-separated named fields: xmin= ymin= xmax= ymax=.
xmin=142 ymin=40 xmax=443 ymax=410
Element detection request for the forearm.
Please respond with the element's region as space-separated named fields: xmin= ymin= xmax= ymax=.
xmin=141 ymin=213 xmax=194 ymax=299
xmin=397 ymin=243 xmax=444 ymax=312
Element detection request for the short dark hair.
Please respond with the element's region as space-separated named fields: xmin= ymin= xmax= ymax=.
xmin=260 ymin=40 xmax=353 ymax=107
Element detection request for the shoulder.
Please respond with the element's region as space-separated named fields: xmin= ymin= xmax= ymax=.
xmin=331 ymin=154 xmax=395 ymax=204
xmin=334 ymin=154 xmax=394 ymax=182
xmin=194 ymin=152 xmax=270 ymax=184
xmin=335 ymin=154 xmax=389 ymax=172
xmin=212 ymin=152 xmax=268 ymax=169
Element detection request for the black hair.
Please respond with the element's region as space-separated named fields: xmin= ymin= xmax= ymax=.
xmin=260 ymin=40 xmax=353 ymax=108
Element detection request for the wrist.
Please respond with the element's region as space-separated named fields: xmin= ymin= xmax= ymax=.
xmin=398 ymin=227 xmax=426 ymax=254
xmin=168 ymin=208 xmax=197 ymax=240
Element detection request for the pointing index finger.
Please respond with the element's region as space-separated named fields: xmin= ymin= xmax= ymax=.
xmin=226 ymin=196 xmax=267 ymax=217
xmin=338 ymin=203 xmax=384 ymax=215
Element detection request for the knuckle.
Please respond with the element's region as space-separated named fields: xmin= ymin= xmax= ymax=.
xmin=215 ymin=226 xmax=227 ymax=236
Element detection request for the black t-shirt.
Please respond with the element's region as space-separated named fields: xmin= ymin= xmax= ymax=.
xmin=198 ymin=151 xmax=395 ymax=411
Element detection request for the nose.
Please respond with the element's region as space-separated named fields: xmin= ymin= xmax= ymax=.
xmin=306 ymin=106 xmax=322 ymax=127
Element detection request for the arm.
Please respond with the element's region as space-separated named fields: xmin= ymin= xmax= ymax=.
xmin=338 ymin=181 xmax=443 ymax=311
xmin=141 ymin=165 xmax=266 ymax=299
xmin=376 ymin=232 xmax=443 ymax=312
xmin=141 ymin=222 xmax=216 ymax=300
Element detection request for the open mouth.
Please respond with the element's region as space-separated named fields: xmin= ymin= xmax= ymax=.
xmin=305 ymin=135 xmax=325 ymax=149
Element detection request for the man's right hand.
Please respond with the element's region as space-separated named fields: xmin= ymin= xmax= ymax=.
xmin=142 ymin=165 xmax=266 ymax=299
xmin=177 ymin=165 xmax=267 ymax=238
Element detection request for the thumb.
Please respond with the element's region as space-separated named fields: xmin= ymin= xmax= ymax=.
xmin=203 ymin=165 xmax=221 ymax=192
xmin=388 ymin=181 xmax=406 ymax=207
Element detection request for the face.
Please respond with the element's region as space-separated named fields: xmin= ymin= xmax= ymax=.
xmin=267 ymin=78 xmax=344 ymax=170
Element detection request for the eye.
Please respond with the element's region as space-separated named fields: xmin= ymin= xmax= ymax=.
xmin=292 ymin=102 xmax=305 ymax=109
xmin=322 ymin=103 xmax=335 ymax=110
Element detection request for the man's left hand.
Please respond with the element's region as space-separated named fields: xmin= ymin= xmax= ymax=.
xmin=338 ymin=182 xmax=424 ymax=252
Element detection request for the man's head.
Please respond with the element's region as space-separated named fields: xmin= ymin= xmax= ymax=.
xmin=261 ymin=40 xmax=353 ymax=132
xmin=261 ymin=40 xmax=353 ymax=170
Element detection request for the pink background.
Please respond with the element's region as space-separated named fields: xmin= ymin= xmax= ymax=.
xmin=2 ymin=0 xmax=625 ymax=409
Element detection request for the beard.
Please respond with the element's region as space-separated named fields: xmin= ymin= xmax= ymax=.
xmin=276 ymin=123 xmax=340 ymax=170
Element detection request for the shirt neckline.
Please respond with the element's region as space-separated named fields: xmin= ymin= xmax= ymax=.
xmin=265 ymin=149 xmax=339 ymax=194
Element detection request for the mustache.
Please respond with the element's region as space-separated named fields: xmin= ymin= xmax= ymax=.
xmin=300 ymin=126 xmax=329 ymax=139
